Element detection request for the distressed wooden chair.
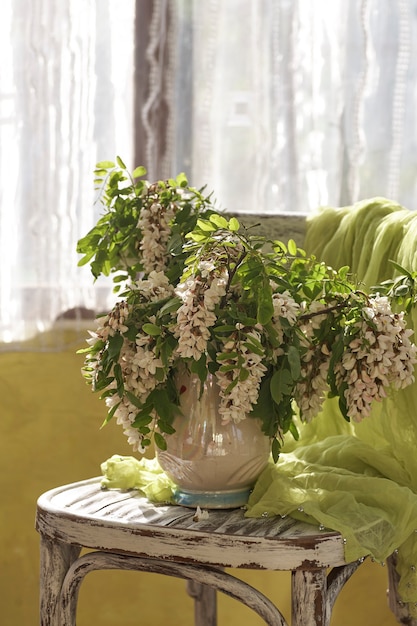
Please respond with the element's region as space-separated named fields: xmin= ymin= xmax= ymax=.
xmin=35 ymin=477 xmax=414 ymax=626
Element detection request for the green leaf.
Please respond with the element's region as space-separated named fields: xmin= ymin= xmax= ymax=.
xmin=94 ymin=170 xmax=108 ymax=179
xmin=244 ymin=336 xmax=264 ymax=356
xmin=287 ymin=345 xmax=301 ymax=380
xmin=287 ymin=239 xmax=298 ymax=256
xmin=142 ymin=323 xmax=162 ymax=336
xmin=101 ymin=401 xmax=120 ymax=427
xmin=112 ymin=273 xmax=129 ymax=283
xmin=196 ymin=218 xmax=217 ymax=232
xmin=270 ymin=369 xmax=293 ymax=405
xmin=256 ymin=281 xmax=274 ymax=325
xmin=123 ymin=325 xmax=138 ymax=342
xmin=213 ymin=324 xmax=237 ymax=334
xmin=190 ymin=354 xmax=207 ymax=382
xmin=167 ymin=233 xmax=185 ymax=255
xmin=158 ymin=335 xmax=177 ymax=368
xmin=394 ymin=284 xmax=411 ymax=297
xmin=219 ymin=363 xmax=239 ymax=373
xmin=272 ymin=240 xmax=287 ymax=255
xmin=289 ymin=420 xmax=299 ymax=441
xmin=239 ymin=368 xmax=250 ymax=381
xmin=132 ymin=413 xmax=153 ymax=428
xmin=228 ymin=217 xmax=240 ymax=231
xmin=158 ymin=297 xmax=181 ymax=316
xmin=328 ymin=337 xmax=344 ymax=394
xmin=338 ymin=381 xmax=350 ymax=422
xmin=209 ymin=213 xmax=228 ymax=228
xmin=132 ymin=165 xmax=146 ymax=178
xmin=150 ymin=388 xmax=177 ymax=421
xmin=113 ymin=363 xmax=124 ymax=396
xmin=154 ymin=367 xmax=166 ymax=382
xmin=186 ymin=232 xmax=207 ymax=242
xmin=175 ymin=172 xmax=188 ymax=187
xmin=76 ymin=345 xmax=94 ymax=354
xmin=96 ymin=160 xmax=115 ymax=169
xmin=99 ymin=388 xmax=117 ymax=400
xmin=154 ymin=432 xmax=168 ymax=451
xmin=224 ymin=377 xmax=239 ymax=394
xmin=77 ymin=251 xmax=96 ymax=267
xmin=125 ymin=390 xmax=143 ymax=409
xmin=92 ymin=375 xmax=114 ymax=392
xmin=107 ymin=332 xmax=124 ymax=360
xmin=271 ymin=437 xmax=281 ymax=463
xmin=389 ymin=259 xmax=413 ymax=278
xmin=157 ymin=420 xmax=176 ymax=435
xmin=216 ymin=351 xmax=239 ymax=361
xmin=116 ymin=155 xmax=127 ymax=169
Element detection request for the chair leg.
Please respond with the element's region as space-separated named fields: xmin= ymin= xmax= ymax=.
xmin=187 ymin=580 xmax=217 ymax=626
xmin=291 ymin=568 xmax=328 ymax=626
xmin=387 ymin=554 xmax=417 ymax=625
xmin=39 ymin=535 xmax=81 ymax=626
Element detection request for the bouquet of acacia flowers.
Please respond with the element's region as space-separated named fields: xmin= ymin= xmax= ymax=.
xmin=77 ymin=159 xmax=417 ymax=461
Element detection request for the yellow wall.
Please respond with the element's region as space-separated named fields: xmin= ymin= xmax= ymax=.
xmin=0 ymin=331 xmax=399 ymax=625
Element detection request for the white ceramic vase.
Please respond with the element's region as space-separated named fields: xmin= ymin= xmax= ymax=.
xmin=156 ymin=370 xmax=271 ymax=508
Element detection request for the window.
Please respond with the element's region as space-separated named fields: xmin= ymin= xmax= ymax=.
xmin=1 ymin=0 xmax=417 ymax=344
xmin=167 ymin=0 xmax=417 ymax=215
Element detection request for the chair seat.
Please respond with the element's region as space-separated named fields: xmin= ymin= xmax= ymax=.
xmin=36 ymin=477 xmax=346 ymax=571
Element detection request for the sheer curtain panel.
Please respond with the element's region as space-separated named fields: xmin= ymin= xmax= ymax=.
xmin=170 ymin=0 xmax=417 ymax=215
xmin=0 ymin=0 xmax=135 ymax=346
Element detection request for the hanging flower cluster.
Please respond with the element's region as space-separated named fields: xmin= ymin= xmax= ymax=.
xmin=138 ymin=185 xmax=178 ymax=273
xmin=133 ymin=270 xmax=175 ymax=302
xmin=335 ymin=296 xmax=417 ymax=421
xmin=294 ymin=343 xmax=332 ymax=422
xmin=270 ymin=290 xmax=300 ymax=350
xmin=78 ymin=160 xmax=417 ymax=461
xmin=292 ymin=300 xmax=336 ymax=422
xmin=86 ymin=305 xmax=168 ymax=452
xmin=215 ymin=326 xmax=268 ymax=424
xmin=174 ymin=262 xmax=228 ymax=361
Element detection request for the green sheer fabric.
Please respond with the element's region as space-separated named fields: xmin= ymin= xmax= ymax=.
xmin=253 ymin=197 xmax=417 ymax=612
xmin=101 ymin=455 xmax=175 ymax=503
xmin=101 ymin=198 xmax=417 ymax=613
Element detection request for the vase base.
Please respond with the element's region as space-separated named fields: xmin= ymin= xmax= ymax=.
xmin=173 ymin=486 xmax=251 ymax=509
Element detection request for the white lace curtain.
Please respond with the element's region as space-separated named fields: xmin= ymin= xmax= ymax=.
xmin=169 ymin=0 xmax=417 ymax=215
xmin=0 ymin=0 xmax=135 ymax=346
xmin=1 ymin=0 xmax=417 ymax=346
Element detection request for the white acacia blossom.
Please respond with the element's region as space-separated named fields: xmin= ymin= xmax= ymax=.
xmin=133 ymin=270 xmax=174 ymax=301
xmin=292 ymin=300 xmax=334 ymax=421
xmin=138 ymin=196 xmax=176 ymax=273
xmin=294 ymin=343 xmax=331 ymax=422
xmin=121 ymin=333 xmax=166 ymax=395
xmin=106 ymin=392 xmax=147 ymax=452
xmin=336 ymin=296 xmax=417 ymax=422
xmin=90 ymin=301 xmax=130 ymax=344
xmin=271 ymin=290 xmax=300 ymax=347
xmin=103 ymin=334 xmax=166 ymax=451
xmin=89 ymin=302 xmax=167 ymax=451
xmin=215 ymin=328 xmax=267 ymax=425
xmin=174 ymin=265 xmax=228 ymax=360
